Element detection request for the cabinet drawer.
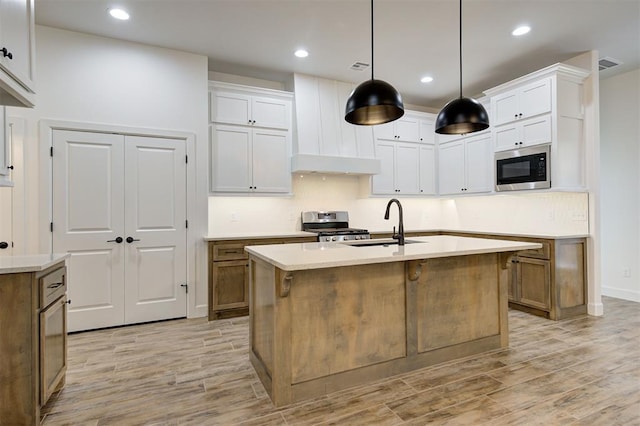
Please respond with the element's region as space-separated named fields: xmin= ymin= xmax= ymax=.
xmin=213 ymin=243 xmax=248 ymax=261
xmin=40 ymin=267 xmax=67 ymax=309
xmin=518 ymin=241 xmax=551 ymax=260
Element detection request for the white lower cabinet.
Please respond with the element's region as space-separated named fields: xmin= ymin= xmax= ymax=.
xmin=438 ymin=132 xmax=492 ymax=195
xmin=372 ymin=140 xmax=436 ymax=195
xmin=211 ymin=124 xmax=291 ymax=193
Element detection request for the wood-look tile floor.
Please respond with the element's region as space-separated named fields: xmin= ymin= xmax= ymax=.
xmin=42 ymin=297 xmax=640 ymax=425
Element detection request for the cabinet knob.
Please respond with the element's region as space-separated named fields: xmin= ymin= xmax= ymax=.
xmin=519 ymin=113 xmax=523 ymax=117
xmin=67 ymin=299 xmax=72 ymax=304
xmin=0 ymin=241 xmax=8 ymax=249
xmin=514 ymin=114 xmax=518 ymax=118
xmin=7 ymin=165 xmax=13 ymax=170
xmin=0 ymin=47 xmax=12 ymax=60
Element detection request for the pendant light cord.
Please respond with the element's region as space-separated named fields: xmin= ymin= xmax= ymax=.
xmin=370 ymin=0 xmax=374 ymax=81
xmin=459 ymin=0 xmax=463 ymax=99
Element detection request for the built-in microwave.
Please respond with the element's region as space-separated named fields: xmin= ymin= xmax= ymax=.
xmin=495 ymin=145 xmax=550 ymax=191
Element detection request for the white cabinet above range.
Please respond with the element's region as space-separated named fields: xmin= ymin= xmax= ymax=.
xmin=374 ymin=111 xmax=436 ymax=144
xmin=0 ymin=0 xmax=36 ymax=107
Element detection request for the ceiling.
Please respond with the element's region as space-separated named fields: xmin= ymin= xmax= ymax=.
xmin=34 ymin=0 xmax=640 ymax=108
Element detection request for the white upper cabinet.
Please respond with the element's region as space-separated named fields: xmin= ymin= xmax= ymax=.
xmin=209 ymin=81 xmax=293 ymax=194
xmin=492 ymin=78 xmax=551 ymax=126
xmin=372 ymin=140 xmax=436 ymax=196
xmin=438 ymin=132 xmax=492 ymax=195
xmin=0 ymin=0 xmax=35 ymax=107
xmin=485 ymin=63 xmax=590 ymax=190
xmin=210 ymin=124 xmax=291 ymax=193
xmin=210 ymin=82 xmax=291 ymax=130
xmin=374 ymin=111 xmax=434 ymax=143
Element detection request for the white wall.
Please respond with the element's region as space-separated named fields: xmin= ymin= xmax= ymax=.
xmin=600 ymin=68 xmax=640 ymax=301
xmin=9 ymin=25 xmax=210 ymax=317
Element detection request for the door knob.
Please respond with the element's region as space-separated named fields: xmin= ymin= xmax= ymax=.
xmin=126 ymin=236 xmax=140 ymax=243
xmin=0 ymin=241 xmax=8 ymax=249
xmin=107 ymin=237 xmax=123 ymax=243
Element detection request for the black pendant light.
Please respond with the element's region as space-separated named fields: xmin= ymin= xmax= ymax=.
xmin=345 ymin=0 xmax=404 ymax=126
xmin=435 ymin=0 xmax=489 ymax=134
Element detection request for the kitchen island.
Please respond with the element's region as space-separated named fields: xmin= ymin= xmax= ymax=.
xmin=246 ymin=235 xmax=541 ymax=406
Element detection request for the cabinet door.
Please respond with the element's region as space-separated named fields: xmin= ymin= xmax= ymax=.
xmin=438 ymin=140 xmax=465 ymax=194
xmin=251 ymin=129 xmax=290 ymax=193
xmin=210 ymin=124 xmax=252 ymax=192
xmin=494 ymin=124 xmax=520 ymax=151
xmin=251 ymin=96 xmax=290 ymax=130
xmin=520 ymin=78 xmax=552 ymax=119
xmin=0 ymin=0 xmax=34 ymax=92
xmin=395 ymin=142 xmax=420 ymax=194
xmin=492 ymin=90 xmax=519 ymax=126
xmin=395 ymin=115 xmax=421 ymax=142
xmin=516 ymin=257 xmax=551 ymax=311
xmin=40 ymin=295 xmax=67 ymax=405
xmin=419 ymin=118 xmax=435 ymax=144
xmin=373 ymin=121 xmax=395 ymax=141
xmin=419 ymin=144 xmax=436 ymax=195
xmin=521 ymin=115 xmax=552 ymax=147
xmin=212 ymin=260 xmax=248 ymax=312
xmin=372 ymin=141 xmax=395 ymax=194
xmin=464 ymin=133 xmax=493 ymax=193
xmin=210 ymin=91 xmax=251 ymax=125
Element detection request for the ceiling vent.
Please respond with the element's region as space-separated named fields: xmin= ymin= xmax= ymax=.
xmin=599 ymin=57 xmax=622 ymax=71
xmin=350 ymin=61 xmax=369 ymax=71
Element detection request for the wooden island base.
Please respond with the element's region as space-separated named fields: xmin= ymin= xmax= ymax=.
xmin=249 ymin=252 xmax=511 ymax=407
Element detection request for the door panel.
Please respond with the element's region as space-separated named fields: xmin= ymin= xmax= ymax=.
xmin=123 ymin=135 xmax=187 ymax=324
xmin=0 ymin=187 xmax=11 ymax=256
xmin=252 ymin=129 xmax=290 ymax=193
xmin=211 ymin=124 xmax=251 ymax=192
xmin=53 ymin=130 xmax=125 ymax=331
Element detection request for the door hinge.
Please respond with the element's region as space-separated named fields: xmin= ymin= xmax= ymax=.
xmin=185 ymin=155 xmax=188 ymax=164
xmin=180 ymin=283 xmax=188 ymax=293
xmin=50 ymin=222 xmax=53 ymax=232
xmin=50 ymin=147 xmax=53 ymax=157
xmin=185 ymin=219 xmax=189 ymax=229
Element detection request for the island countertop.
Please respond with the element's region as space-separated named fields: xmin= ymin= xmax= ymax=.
xmin=0 ymin=253 xmax=70 ymax=274
xmin=245 ymin=235 xmax=541 ymax=271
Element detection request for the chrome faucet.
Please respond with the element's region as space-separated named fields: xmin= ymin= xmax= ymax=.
xmin=384 ymin=198 xmax=405 ymax=246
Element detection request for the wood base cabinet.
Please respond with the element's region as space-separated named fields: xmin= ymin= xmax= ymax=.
xmin=447 ymin=232 xmax=587 ymax=320
xmin=0 ymin=261 xmax=67 ymax=425
xmin=208 ymin=237 xmax=315 ymax=320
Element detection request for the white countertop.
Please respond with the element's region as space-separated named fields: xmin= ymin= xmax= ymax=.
xmin=245 ymin=235 xmax=542 ymax=271
xmin=0 ymin=253 xmax=70 ymax=275
xmin=369 ymin=229 xmax=590 ymax=240
xmin=205 ymin=231 xmax=316 ymax=241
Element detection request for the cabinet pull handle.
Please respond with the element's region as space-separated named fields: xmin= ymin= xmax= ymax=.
xmin=48 ymin=282 xmax=63 ymax=289
xmin=0 ymin=47 xmax=12 ymax=60
xmin=107 ymin=237 xmax=123 ymax=243
xmin=126 ymin=236 xmax=140 ymax=243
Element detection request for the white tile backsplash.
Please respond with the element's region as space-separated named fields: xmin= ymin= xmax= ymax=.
xmin=208 ymin=175 xmax=589 ymax=237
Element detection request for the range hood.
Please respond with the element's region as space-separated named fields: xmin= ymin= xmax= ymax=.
xmin=291 ymin=154 xmax=380 ymax=175
xmin=291 ymin=73 xmax=381 ymax=175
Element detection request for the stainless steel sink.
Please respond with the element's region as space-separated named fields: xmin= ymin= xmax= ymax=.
xmin=342 ymin=239 xmax=423 ymax=247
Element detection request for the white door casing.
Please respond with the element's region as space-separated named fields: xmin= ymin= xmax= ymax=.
xmin=52 ymin=130 xmax=187 ymax=331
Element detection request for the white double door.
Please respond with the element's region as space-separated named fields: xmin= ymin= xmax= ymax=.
xmin=52 ymin=130 xmax=187 ymax=332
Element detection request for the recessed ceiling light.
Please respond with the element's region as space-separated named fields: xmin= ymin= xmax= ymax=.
xmin=420 ymin=76 xmax=434 ymax=83
xmin=294 ymin=49 xmax=309 ymax=58
xmin=512 ymin=26 xmax=531 ymax=36
xmin=109 ymin=8 xmax=130 ymax=20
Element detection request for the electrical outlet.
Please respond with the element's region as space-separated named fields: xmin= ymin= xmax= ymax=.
xmin=230 ymin=212 xmax=239 ymax=222
xmin=572 ymin=212 xmax=587 ymax=221
xmin=623 ymin=268 xmax=631 ymax=278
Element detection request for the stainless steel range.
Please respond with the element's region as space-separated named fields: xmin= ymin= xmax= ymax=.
xmin=301 ymin=211 xmax=371 ymax=242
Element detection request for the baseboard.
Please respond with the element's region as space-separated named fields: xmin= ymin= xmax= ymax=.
xmin=601 ymin=286 xmax=640 ymax=303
